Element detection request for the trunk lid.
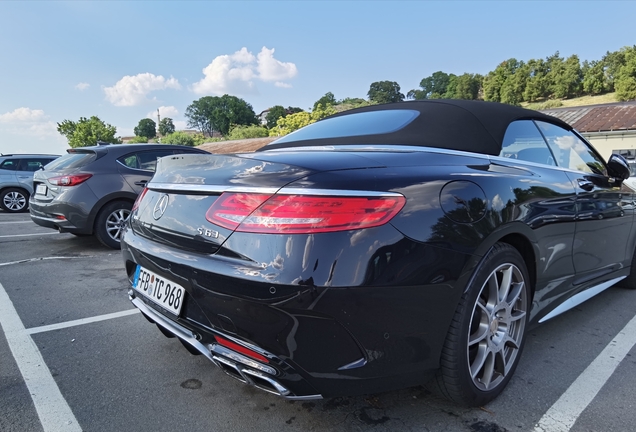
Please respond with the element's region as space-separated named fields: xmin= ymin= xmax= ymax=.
xmin=131 ymin=152 xmax=380 ymax=253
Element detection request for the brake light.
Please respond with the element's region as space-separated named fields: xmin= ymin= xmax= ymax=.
xmin=214 ymin=336 xmax=269 ymax=363
xmin=206 ymin=192 xmax=405 ymax=234
xmin=132 ymin=187 xmax=149 ymax=212
xmin=48 ymin=173 xmax=92 ymax=186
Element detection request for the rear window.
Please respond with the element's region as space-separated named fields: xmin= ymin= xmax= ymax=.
xmin=45 ymin=152 xmax=96 ymax=171
xmin=268 ymin=109 xmax=420 ymax=145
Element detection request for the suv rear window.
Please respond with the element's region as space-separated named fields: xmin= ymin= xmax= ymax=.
xmin=45 ymin=152 xmax=96 ymax=171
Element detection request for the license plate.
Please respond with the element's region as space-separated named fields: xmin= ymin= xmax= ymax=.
xmin=133 ymin=265 xmax=185 ymax=315
xmin=36 ymin=184 xmax=47 ymax=195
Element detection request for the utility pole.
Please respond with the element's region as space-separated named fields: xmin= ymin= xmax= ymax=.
xmin=157 ymin=109 xmax=161 ymax=136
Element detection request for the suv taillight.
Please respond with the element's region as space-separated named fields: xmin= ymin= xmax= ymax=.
xmin=205 ymin=192 xmax=406 ymax=234
xmin=48 ymin=173 xmax=92 ymax=186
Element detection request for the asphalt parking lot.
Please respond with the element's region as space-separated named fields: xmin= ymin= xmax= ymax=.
xmin=2 ymin=210 xmax=636 ymax=432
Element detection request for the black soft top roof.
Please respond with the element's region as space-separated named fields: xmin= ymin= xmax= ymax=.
xmin=263 ymin=100 xmax=571 ymax=156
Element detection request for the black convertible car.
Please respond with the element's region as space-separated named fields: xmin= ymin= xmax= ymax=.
xmin=121 ymin=100 xmax=634 ymax=406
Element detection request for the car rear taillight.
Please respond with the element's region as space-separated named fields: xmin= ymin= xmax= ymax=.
xmin=48 ymin=173 xmax=92 ymax=186
xmin=132 ymin=187 xmax=149 ymax=212
xmin=205 ymin=192 xmax=406 ymax=234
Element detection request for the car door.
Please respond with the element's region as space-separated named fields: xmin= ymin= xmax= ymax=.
xmin=537 ymin=120 xmax=634 ymax=283
xmin=0 ymin=158 xmax=19 ymax=188
xmin=498 ymin=120 xmax=578 ymax=304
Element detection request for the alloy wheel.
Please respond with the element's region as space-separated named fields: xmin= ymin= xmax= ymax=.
xmin=467 ymin=263 xmax=527 ymax=391
xmin=3 ymin=191 xmax=27 ymax=211
xmin=105 ymin=208 xmax=131 ymax=242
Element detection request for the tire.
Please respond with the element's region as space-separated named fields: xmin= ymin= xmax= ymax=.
xmin=94 ymin=201 xmax=132 ymax=249
xmin=433 ymin=242 xmax=530 ymax=406
xmin=0 ymin=188 xmax=29 ymax=213
xmin=618 ymin=248 xmax=636 ymax=289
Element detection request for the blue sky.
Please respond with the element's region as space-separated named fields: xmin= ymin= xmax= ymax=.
xmin=1 ymin=0 xmax=635 ymax=155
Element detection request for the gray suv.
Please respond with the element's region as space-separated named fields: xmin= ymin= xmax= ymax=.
xmin=0 ymin=154 xmax=60 ymax=212
xmin=29 ymin=143 xmax=207 ymax=248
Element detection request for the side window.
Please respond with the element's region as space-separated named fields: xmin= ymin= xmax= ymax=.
xmin=118 ymin=154 xmax=140 ymax=169
xmin=536 ymin=121 xmax=606 ymax=175
xmin=137 ymin=150 xmax=174 ymax=171
xmin=0 ymin=159 xmax=18 ymax=171
xmin=499 ymin=120 xmax=556 ymax=166
xmin=19 ymin=159 xmax=48 ymax=172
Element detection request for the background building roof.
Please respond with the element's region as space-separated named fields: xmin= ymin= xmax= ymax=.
xmin=543 ymin=102 xmax=636 ymax=133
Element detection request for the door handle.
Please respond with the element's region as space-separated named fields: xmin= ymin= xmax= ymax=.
xmin=577 ymin=179 xmax=594 ymax=191
xmin=134 ymin=180 xmax=148 ymax=186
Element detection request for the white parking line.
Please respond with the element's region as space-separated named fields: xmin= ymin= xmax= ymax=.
xmin=0 ymin=221 xmax=33 ymax=224
xmin=0 ymin=281 xmax=82 ymax=432
xmin=533 ymin=313 xmax=636 ymax=432
xmin=0 ymin=256 xmax=94 ymax=267
xmin=0 ymin=232 xmax=60 ymax=238
xmin=27 ymin=309 xmax=139 ymax=335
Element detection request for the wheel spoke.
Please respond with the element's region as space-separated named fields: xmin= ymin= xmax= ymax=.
xmin=470 ymin=344 xmax=490 ymax=379
xmin=479 ymin=351 xmax=496 ymax=387
xmin=506 ymin=281 xmax=524 ymax=305
xmin=498 ymin=266 xmax=513 ymax=304
xmin=509 ymin=309 xmax=526 ymax=322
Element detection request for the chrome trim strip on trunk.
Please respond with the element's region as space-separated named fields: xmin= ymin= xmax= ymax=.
xmin=538 ymin=276 xmax=626 ymax=323
xmin=148 ymin=183 xmax=279 ymax=194
xmin=147 ymin=182 xmax=403 ymax=197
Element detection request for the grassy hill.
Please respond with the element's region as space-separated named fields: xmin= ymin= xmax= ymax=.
xmin=523 ymin=93 xmax=618 ymax=110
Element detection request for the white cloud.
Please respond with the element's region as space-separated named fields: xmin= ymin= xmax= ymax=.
xmin=192 ymin=47 xmax=297 ymax=96
xmin=0 ymin=107 xmax=60 ymax=142
xmin=173 ymin=120 xmax=188 ymax=130
xmin=147 ymin=105 xmax=179 ymax=120
xmin=257 ymin=47 xmax=297 ymax=82
xmin=75 ymin=82 xmax=90 ymax=91
xmin=104 ymin=73 xmax=181 ymax=106
xmin=0 ymin=107 xmax=48 ymax=123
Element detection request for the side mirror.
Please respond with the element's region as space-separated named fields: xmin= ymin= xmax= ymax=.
xmin=608 ymin=153 xmax=630 ymax=181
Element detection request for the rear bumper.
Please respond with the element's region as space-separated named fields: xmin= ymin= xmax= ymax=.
xmin=29 ymin=199 xmax=92 ymax=234
xmin=121 ymin=225 xmax=470 ymax=398
xmin=130 ymin=294 xmax=320 ymax=400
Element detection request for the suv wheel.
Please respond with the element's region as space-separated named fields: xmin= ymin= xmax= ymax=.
xmin=0 ymin=188 xmax=29 ymax=213
xmin=95 ymin=201 xmax=132 ymax=249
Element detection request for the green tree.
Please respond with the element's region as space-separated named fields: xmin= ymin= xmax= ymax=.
xmin=265 ymin=106 xmax=287 ymax=129
xmin=483 ymin=59 xmax=521 ymax=102
xmin=500 ymin=61 xmax=528 ymax=105
xmin=602 ymin=47 xmax=634 ymax=92
xmin=128 ymin=136 xmax=148 ymax=143
xmin=56 ymin=116 xmax=121 ymax=148
xmin=134 ymin=118 xmax=157 ymax=139
xmin=524 ymin=59 xmax=549 ymax=102
xmin=582 ymin=60 xmax=606 ymax=95
xmin=615 ymin=48 xmax=636 ymax=101
xmin=550 ymin=55 xmax=582 ymax=99
xmin=269 ymin=105 xmax=337 ymax=137
xmin=409 ymin=71 xmax=454 ymax=100
xmin=451 ymin=73 xmax=482 ymax=100
xmin=185 ymin=95 xmax=257 ymax=136
xmin=313 ymin=92 xmax=337 ymax=110
xmin=161 ymin=131 xmax=207 ymax=147
xmin=367 ymin=81 xmax=404 ymax=104
xmin=158 ymin=118 xmax=175 ymax=136
xmin=228 ymin=125 xmax=269 ymax=140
